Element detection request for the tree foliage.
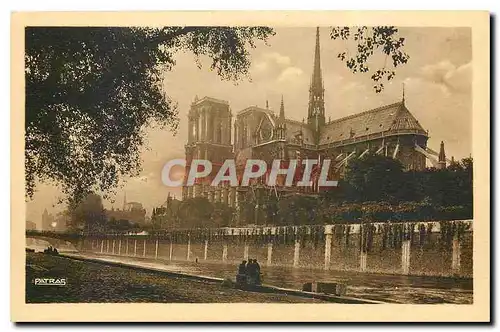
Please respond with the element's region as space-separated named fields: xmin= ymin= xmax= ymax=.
xmin=340 ymin=154 xmax=473 ymax=207
xmin=211 ymin=202 xmax=234 ymax=227
xmin=330 ymin=26 xmax=409 ymax=93
xmin=67 ymin=193 xmax=107 ymax=232
xmin=107 ymin=218 xmax=141 ymax=232
xmin=344 ymin=153 xmax=405 ymax=202
xmin=25 ymin=26 xmax=275 ymax=204
xmin=262 ymin=155 xmax=474 ymax=225
xmin=277 ymin=194 xmax=318 ymax=225
xmin=176 ymin=197 xmax=214 ymax=227
xmin=171 ymin=197 xmax=235 ymax=228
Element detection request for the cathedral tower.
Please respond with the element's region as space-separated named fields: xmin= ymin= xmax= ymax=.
xmin=183 ymin=97 xmax=233 ymax=202
xmin=307 ymin=27 xmax=326 ymax=143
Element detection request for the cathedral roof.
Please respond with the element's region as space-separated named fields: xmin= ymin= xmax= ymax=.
xmin=284 ymin=119 xmax=315 ymax=144
xmin=318 ymin=101 xmax=426 ymax=145
xmin=192 ymin=96 xmax=229 ymax=106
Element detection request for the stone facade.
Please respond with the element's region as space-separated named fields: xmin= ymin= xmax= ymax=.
xmin=182 ymin=28 xmax=443 ymax=225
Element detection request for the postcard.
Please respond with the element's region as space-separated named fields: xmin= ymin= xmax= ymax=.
xmin=11 ymin=11 xmax=490 ymax=322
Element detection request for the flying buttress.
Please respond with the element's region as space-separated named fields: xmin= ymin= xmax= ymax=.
xmin=335 ymin=150 xmax=356 ymax=169
xmin=358 ymin=147 xmax=370 ymax=159
xmin=425 ymin=146 xmax=452 ymax=164
xmin=392 ymin=143 xmax=400 ymax=159
xmin=414 ymin=144 xmax=439 ymax=167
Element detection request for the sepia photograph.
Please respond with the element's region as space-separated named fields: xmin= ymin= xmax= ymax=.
xmin=11 ymin=11 xmax=490 ymax=322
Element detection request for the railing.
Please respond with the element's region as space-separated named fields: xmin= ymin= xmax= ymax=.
xmin=37 ymin=219 xmax=473 ymax=238
xmin=318 ymin=128 xmax=428 ymax=150
xmin=284 ymin=128 xmax=427 ymax=150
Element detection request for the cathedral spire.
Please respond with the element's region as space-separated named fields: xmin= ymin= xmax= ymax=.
xmin=307 ymin=27 xmax=326 ymax=142
xmin=279 ymin=94 xmax=285 ymax=120
xmin=312 ymin=27 xmax=322 ymax=92
xmin=402 ymin=82 xmax=406 ymax=104
xmin=438 ymin=141 xmax=446 ymax=169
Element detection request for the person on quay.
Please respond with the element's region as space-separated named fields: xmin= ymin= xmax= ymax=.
xmin=246 ymin=259 xmax=258 ymax=285
xmin=254 ymin=259 xmax=261 ymax=285
xmin=236 ymin=260 xmax=248 ymax=286
xmin=238 ymin=260 xmax=247 ymax=275
xmin=245 ymin=259 xmax=252 ymax=281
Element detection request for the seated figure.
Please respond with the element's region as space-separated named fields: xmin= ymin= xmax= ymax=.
xmin=246 ymin=259 xmax=262 ymax=286
xmin=235 ymin=260 xmax=248 ymax=287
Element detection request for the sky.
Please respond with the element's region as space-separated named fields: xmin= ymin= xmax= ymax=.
xmin=26 ymin=27 xmax=472 ymax=226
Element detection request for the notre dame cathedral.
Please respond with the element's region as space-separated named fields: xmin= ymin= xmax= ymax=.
xmin=182 ymin=28 xmax=447 ymax=225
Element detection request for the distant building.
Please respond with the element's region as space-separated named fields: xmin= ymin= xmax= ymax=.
xmin=105 ymin=194 xmax=146 ymax=225
xmin=41 ymin=208 xmax=55 ymax=231
xmin=151 ymin=194 xmax=182 ymax=229
xmin=41 ymin=209 xmax=69 ymax=231
xmin=26 ymin=220 xmax=37 ymax=231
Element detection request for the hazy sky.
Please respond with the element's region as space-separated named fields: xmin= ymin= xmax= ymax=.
xmin=27 ymin=27 xmax=472 ymax=225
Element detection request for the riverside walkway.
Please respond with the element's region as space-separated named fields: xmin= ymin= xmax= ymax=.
xmin=68 ymin=251 xmax=472 ymax=304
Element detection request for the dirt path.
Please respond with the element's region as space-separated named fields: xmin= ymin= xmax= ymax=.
xmin=26 ymin=253 xmax=325 ymax=303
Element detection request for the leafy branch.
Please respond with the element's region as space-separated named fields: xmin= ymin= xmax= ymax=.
xmin=331 ymin=26 xmax=409 ymax=93
xmin=25 ymin=27 xmax=275 ymax=204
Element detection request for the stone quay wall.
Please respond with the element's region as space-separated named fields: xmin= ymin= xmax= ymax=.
xmin=82 ymin=220 xmax=473 ymax=278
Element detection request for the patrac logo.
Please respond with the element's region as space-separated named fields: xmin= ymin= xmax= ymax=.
xmin=162 ymin=159 xmax=339 ymax=188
